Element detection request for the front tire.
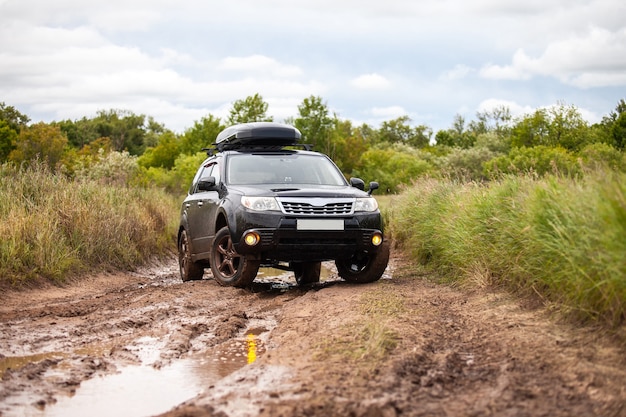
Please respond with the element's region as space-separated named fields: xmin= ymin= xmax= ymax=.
xmin=292 ymin=262 xmax=321 ymax=286
xmin=178 ymin=229 xmax=204 ymax=282
xmin=336 ymin=241 xmax=390 ymax=284
xmin=210 ymin=226 xmax=260 ymax=287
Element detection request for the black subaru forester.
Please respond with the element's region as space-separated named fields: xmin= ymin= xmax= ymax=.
xmin=178 ymin=122 xmax=389 ymax=287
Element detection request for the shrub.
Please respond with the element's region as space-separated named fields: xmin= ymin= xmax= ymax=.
xmin=391 ymin=170 xmax=626 ymax=327
xmin=0 ymin=162 xmax=178 ymax=286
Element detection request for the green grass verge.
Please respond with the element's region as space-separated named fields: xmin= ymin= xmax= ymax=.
xmin=390 ymin=170 xmax=626 ymax=327
xmin=0 ymin=163 xmax=180 ymax=286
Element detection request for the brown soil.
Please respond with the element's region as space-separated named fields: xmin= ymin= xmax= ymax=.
xmin=1 ymin=250 xmax=625 ymax=417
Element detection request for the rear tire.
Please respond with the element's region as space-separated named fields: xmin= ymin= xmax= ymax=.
xmin=336 ymin=240 xmax=390 ymax=284
xmin=210 ymin=226 xmax=260 ymax=287
xmin=178 ymin=229 xmax=204 ymax=282
xmin=292 ymin=262 xmax=321 ymax=286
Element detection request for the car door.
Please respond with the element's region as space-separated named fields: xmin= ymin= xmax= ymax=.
xmin=186 ymin=161 xmax=221 ymax=257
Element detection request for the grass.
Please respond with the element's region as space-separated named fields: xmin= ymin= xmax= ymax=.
xmin=390 ymin=170 xmax=626 ymax=328
xmin=315 ymin=282 xmax=402 ymax=364
xmin=0 ymin=163 xmax=180 ymax=286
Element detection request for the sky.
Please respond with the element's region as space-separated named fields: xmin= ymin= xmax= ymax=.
xmin=1 ymin=0 xmax=625 ymax=134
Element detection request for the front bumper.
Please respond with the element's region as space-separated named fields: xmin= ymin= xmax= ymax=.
xmin=232 ymin=212 xmax=384 ymax=262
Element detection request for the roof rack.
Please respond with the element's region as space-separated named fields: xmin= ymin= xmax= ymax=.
xmin=202 ymin=143 xmax=314 ymax=156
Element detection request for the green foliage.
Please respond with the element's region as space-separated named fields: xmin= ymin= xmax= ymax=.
xmin=0 ymin=162 xmax=178 ymax=285
xmin=353 ymin=145 xmax=433 ymax=193
xmin=437 ymin=146 xmax=499 ymax=181
xmin=74 ymin=149 xmax=140 ymax=186
xmin=510 ymin=103 xmax=590 ymax=151
xmin=293 ymin=95 xmax=334 ymax=155
xmin=138 ymin=130 xmax=181 ymax=169
xmin=9 ymin=122 xmax=68 ymax=168
xmin=391 ymin=171 xmax=626 ymax=327
xmin=180 ymin=115 xmax=224 ymax=154
xmin=0 ymin=102 xmax=30 ymax=132
xmin=578 ymin=142 xmax=626 ymax=172
xmin=484 ymin=145 xmax=580 ymax=178
xmin=227 ymin=93 xmax=273 ymax=125
xmin=0 ymin=120 xmax=18 ymax=162
xmin=376 ymin=116 xmax=431 ymax=148
xmin=434 ymin=114 xmax=476 ymax=148
xmin=140 ymin=152 xmax=206 ymax=195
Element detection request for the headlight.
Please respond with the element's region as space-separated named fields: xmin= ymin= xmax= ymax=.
xmin=241 ymin=196 xmax=280 ymax=211
xmin=354 ymin=197 xmax=378 ymax=212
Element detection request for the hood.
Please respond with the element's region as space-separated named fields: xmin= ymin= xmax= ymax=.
xmin=227 ymin=184 xmax=370 ymax=199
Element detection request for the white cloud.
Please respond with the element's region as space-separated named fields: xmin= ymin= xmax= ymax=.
xmin=350 ymin=73 xmax=391 ymax=90
xmin=440 ymin=64 xmax=474 ymax=81
xmin=480 ymin=26 xmax=626 ymax=88
xmin=217 ymin=55 xmax=303 ymax=77
xmin=369 ymin=106 xmax=406 ymax=118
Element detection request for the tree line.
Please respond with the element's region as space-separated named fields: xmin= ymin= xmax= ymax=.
xmin=1 ymin=94 xmax=625 ymax=193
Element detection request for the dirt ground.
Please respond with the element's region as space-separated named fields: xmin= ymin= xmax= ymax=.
xmin=1 ymin=249 xmax=625 ymax=417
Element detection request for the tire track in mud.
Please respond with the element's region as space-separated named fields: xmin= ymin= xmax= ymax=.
xmin=0 ymin=264 xmax=314 ymax=416
xmin=1 ymin=256 xmax=626 ymax=417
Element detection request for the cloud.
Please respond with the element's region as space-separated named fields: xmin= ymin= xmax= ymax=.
xmin=369 ymin=106 xmax=406 ymax=118
xmin=479 ymin=26 xmax=626 ymax=88
xmin=439 ymin=64 xmax=474 ymax=81
xmin=350 ymin=73 xmax=391 ymax=90
xmin=217 ymin=55 xmax=303 ymax=77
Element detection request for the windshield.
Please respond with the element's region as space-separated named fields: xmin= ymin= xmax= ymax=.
xmin=227 ymin=153 xmax=347 ymax=186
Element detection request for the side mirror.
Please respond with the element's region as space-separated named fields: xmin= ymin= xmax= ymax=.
xmin=350 ymin=177 xmax=365 ymax=191
xmin=368 ymin=181 xmax=379 ymax=195
xmin=197 ymin=176 xmax=217 ymax=192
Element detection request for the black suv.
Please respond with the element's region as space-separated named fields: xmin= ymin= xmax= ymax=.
xmin=178 ymin=122 xmax=390 ymax=287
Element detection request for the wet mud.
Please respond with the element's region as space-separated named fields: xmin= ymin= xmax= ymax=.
xmin=1 ymin=254 xmax=625 ymax=417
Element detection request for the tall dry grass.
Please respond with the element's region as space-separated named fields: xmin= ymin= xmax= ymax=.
xmin=391 ymin=170 xmax=626 ymax=327
xmin=0 ymin=162 xmax=179 ymax=286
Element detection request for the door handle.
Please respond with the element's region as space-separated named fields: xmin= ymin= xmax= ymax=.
xmin=197 ymin=201 xmax=204 ymax=207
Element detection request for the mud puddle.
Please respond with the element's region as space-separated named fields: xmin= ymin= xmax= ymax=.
xmin=2 ymin=322 xmax=272 ymax=417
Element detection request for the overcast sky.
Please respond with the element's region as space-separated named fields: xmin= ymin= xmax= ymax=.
xmin=1 ymin=0 xmax=625 ymax=134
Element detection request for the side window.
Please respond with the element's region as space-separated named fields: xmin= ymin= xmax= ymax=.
xmin=189 ymin=162 xmax=214 ymax=194
xmin=206 ymin=161 xmax=221 ymax=185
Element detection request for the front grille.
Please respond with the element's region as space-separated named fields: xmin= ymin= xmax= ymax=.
xmin=281 ymin=201 xmax=353 ymax=215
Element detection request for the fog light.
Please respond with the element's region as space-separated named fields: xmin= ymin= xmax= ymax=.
xmin=243 ymin=232 xmax=260 ymax=246
xmin=371 ymin=233 xmax=383 ymax=246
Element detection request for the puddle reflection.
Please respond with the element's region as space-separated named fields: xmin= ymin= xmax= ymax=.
xmin=3 ymin=332 xmax=266 ymax=417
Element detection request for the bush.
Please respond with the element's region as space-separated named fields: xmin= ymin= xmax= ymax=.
xmin=0 ymin=162 xmax=179 ymax=286
xmin=391 ymin=171 xmax=626 ymax=327
xmin=484 ymin=145 xmax=580 ymax=178
xmin=353 ymin=145 xmax=434 ymax=193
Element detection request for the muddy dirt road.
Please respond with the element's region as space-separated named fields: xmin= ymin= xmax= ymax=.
xmin=1 ymin=251 xmax=625 ymax=417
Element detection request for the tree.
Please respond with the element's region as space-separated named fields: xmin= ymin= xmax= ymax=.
xmin=0 ymin=103 xmax=29 ymax=161
xmin=510 ymin=103 xmax=590 ymax=151
xmin=92 ymin=109 xmax=148 ymax=155
xmin=9 ymin=122 xmax=68 ymax=168
xmin=469 ymin=105 xmax=512 ymax=137
xmin=138 ymin=131 xmax=181 ymax=169
xmin=293 ymin=95 xmax=334 ymax=155
xmin=227 ymin=94 xmax=273 ymax=125
xmin=435 ymin=114 xmax=475 ymax=148
xmin=376 ymin=116 xmax=431 ymax=148
xmin=510 ymin=109 xmax=551 ymax=148
xmin=0 ymin=102 xmax=30 ymax=132
xmin=180 ymin=115 xmax=224 ymax=154
xmin=546 ymin=103 xmax=589 ymax=151
xmin=0 ymin=120 xmax=18 ymax=162
xmin=601 ymin=99 xmax=626 ymax=150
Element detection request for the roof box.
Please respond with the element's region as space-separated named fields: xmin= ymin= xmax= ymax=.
xmin=215 ymin=122 xmax=301 ymax=151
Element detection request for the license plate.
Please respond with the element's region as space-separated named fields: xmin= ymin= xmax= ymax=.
xmin=296 ymin=219 xmax=344 ymax=231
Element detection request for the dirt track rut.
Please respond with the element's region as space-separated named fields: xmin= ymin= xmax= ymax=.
xmin=1 ymin=252 xmax=625 ymax=417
